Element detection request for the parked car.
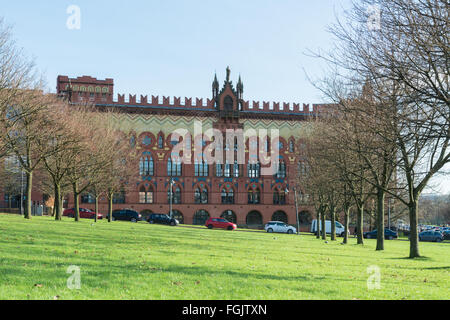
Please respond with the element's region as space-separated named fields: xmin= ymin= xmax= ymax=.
xmin=107 ymin=209 xmax=142 ymax=222
xmin=364 ymin=228 xmax=398 ymax=240
xmin=443 ymin=230 xmax=450 ymax=240
xmin=265 ymin=221 xmax=296 ymax=234
xmin=311 ymin=219 xmax=348 ymax=237
xmin=147 ymin=213 xmax=179 ymax=226
xmin=205 ymin=218 xmax=237 ymax=231
xmin=63 ymin=208 xmax=103 ymax=220
xmin=419 ymin=231 xmax=444 ymax=242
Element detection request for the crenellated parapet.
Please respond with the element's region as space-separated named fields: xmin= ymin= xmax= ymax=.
xmin=57 ymin=73 xmax=328 ymax=117
xmin=110 ymin=93 xmax=324 ymax=115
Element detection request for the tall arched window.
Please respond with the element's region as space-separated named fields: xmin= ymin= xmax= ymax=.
xmin=248 ymin=187 xmax=261 ymax=204
xmin=233 ymin=161 xmax=240 ymax=177
xmin=221 ymin=188 xmax=234 ymax=204
xmin=140 ymin=156 xmax=154 ymax=176
xmin=168 ymin=185 xmax=182 ymax=204
xmin=224 ymin=161 xmax=231 ymax=177
xmin=289 ymin=140 xmax=295 ymax=153
xmin=221 ymin=189 xmax=227 ymax=204
xmin=158 ymin=135 xmax=164 ymax=149
xmin=228 ymin=188 xmax=234 ymax=204
xmin=201 ymin=187 xmax=208 ymax=204
xmin=139 ymin=186 xmax=147 ymax=203
xmin=277 ymin=161 xmax=286 ymax=178
xmin=167 ymin=158 xmax=172 ymax=176
xmin=194 ymin=188 xmax=201 ymax=204
xmin=248 ymin=161 xmax=260 ymax=178
xmin=168 ymin=157 xmax=182 ymax=176
xmin=216 ymin=162 xmax=223 ymax=177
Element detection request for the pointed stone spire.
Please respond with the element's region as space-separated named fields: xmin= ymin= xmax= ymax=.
xmin=212 ymin=72 xmax=219 ymax=99
xmin=237 ymin=74 xmax=244 ymax=99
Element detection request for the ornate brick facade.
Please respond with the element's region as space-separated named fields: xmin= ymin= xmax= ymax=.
xmin=55 ymin=69 xmax=323 ymax=228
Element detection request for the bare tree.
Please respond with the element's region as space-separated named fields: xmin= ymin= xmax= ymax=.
xmin=310 ymin=0 xmax=449 ymax=258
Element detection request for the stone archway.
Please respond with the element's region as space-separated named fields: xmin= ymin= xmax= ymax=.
xmin=171 ymin=210 xmax=184 ymax=224
xmin=246 ymin=211 xmax=263 ymax=229
xmin=221 ymin=210 xmax=237 ymax=224
xmin=193 ymin=209 xmax=210 ymax=225
xmin=272 ymin=211 xmax=288 ymax=224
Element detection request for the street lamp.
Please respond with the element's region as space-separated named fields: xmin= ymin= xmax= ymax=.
xmin=169 ymin=178 xmax=174 ymax=219
xmin=20 ymin=169 xmax=24 ymax=216
xmin=388 ymin=198 xmax=394 ymax=230
xmin=286 ymin=187 xmax=300 ymax=236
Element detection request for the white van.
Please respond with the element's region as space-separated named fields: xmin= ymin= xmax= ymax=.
xmin=311 ymin=220 xmax=348 ymax=237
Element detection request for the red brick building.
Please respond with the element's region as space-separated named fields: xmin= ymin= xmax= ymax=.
xmin=41 ymin=69 xmax=323 ymax=228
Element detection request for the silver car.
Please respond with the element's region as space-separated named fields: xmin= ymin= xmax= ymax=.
xmin=264 ymin=221 xmax=296 ymax=234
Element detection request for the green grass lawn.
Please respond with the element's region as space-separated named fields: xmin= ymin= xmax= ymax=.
xmin=0 ymin=214 xmax=448 ymax=300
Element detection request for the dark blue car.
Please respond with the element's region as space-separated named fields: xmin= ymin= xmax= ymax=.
xmin=419 ymin=231 xmax=444 ymax=242
xmin=364 ymin=228 xmax=398 ymax=240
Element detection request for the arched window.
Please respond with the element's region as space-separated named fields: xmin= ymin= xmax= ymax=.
xmin=167 ymin=158 xmax=172 ymax=176
xmin=273 ymin=189 xmax=280 ymax=204
xmin=168 ymin=185 xmax=182 ymax=204
xmin=233 ymin=160 xmax=239 ymax=177
xmin=273 ymin=188 xmax=286 ymax=205
xmin=289 ymin=140 xmax=295 ymax=153
xmin=221 ymin=188 xmax=234 ymax=204
xmin=221 ymin=189 xmax=227 ymax=204
xmin=147 ymin=185 xmax=154 ymax=204
xmin=248 ymin=187 xmax=261 ymax=204
xmin=139 ymin=186 xmax=154 ymax=204
xmin=194 ymin=188 xmax=201 ymax=204
xmin=168 ymin=157 xmax=182 ymax=176
xmin=201 ymin=187 xmax=208 ymax=204
xmin=228 ymin=188 xmax=234 ymax=204
xmin=195 ymin=159 xmax=209 ymax=177
xmin=139 ymin=186 xmax=147 ymax=203
xmin=216 ymin=162 xmax=223 ymax=177
xmin=248 ymin=161 xmax=260 ymax=178
xmin=224 ymin=161 xmax=231 ymax=177
xmin=158 ymin=135 xmax=164 ymax=149
xmin=277 ymin=161 xmax=286 ymax=178
xmin=194 ymin=160 xmax=199 ymax=177
xmin=140 ymin=156 xmax=154 ymax=176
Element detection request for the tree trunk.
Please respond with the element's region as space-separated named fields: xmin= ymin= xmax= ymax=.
xmin=54 ymin=183 xmax=62 ymax=220
xmin=108 ymin=194 xmax=113 ymax=222
xmin=376 ymin=188 xmax=385 ymax=251
xmin=73 ymin=183 xmax=80 ymax=222
xmin=321 ymin=209 xmax=327 ymax=240
xmin=316 ymin=208 xmax=321 ymax=239
xmin=94 ymin=195 xmax=99 ymax=223
xmin=24 ymin=171 xmax=32 ymax=219
xmin=344 ymin=207 xmax=350 ymax=244
xmin=330 ymin=205 xmax=336 ymax=241
xmin=409 ymin=200 xmax=420 ymax=258
xmin=357 ymin=204 xmax=364 ymax=245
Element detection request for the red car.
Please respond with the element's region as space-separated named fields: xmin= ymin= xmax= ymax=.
xmin=63 ymin=208 xmax=103 ymax=220
xmin=205 ymin=218 xmax=237 ymax=231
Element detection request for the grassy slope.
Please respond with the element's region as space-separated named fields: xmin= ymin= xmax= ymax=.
xmin=0 ymin=214 xmax=448 ymax=300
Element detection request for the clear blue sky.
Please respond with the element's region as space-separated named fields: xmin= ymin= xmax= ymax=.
xmin=2 ymin=0 xmax=449 ymax=194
